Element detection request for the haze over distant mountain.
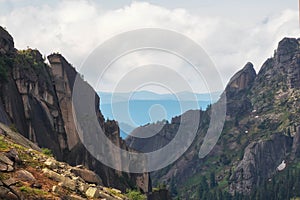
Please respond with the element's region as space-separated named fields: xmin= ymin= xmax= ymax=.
xmin=98 ymin=91 xmax=220 ymax=138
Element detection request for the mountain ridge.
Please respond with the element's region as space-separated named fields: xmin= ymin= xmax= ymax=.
xmin=127 ymin=37 xmax=300 ymax=199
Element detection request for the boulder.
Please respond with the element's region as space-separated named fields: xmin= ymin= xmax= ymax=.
xmin=85 ymin=187 xmax=99 ymax=198
xmin=5 ymin=149 xmax=20 ymax=164
xmin=42 ymin=168 xmax=64 ymax=182
xmin=15 ymin=169 xmax=36 ymax=182
xmin=70 ymin=167 xmax=102 ymax=185
xmin=0 ymin=162 xmax=7 ymax=171
xmin=0 ymin=186 xmax=18 ymax=200
xmin=2 ymin=178 xmax=18 ymax=186
xmin=0 ymin=153 xmax=14 ymax=166
xmin=44 ymin=158 xmax=58 ymax=169
xmin=58 ymin=177 xmax=76 ymax=191
xmin=52 ymin=185 xmax=59 ymax=193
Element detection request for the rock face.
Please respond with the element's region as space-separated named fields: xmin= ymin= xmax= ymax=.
xmin=0 ymin=27 xmax=15 ymax=54
xmin=0 ymin=26 xmax=149 ymax=194
xmin=224 ymin=62 xmax=256 ymax=118
xmin=229 ymin=134 xmax=293 ymax=194
xmin=225 ymin=62 xmax=256 ymax=94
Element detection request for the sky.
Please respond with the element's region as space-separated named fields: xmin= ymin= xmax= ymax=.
xmin=0 ymin=0 xmax=298 ymax=93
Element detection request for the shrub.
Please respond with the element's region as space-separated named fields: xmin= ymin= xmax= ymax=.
xmin=125 ymin=189 xmax=146 ymax=200
xmin=41 ymin=148 xmax=53 ymax=156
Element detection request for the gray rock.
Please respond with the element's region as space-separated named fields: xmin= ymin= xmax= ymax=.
xmin=0 ymin=186 xmax=18 ymax=200
xmin=0 ymin=162 xmax=7 ymax=171
xmin=0 ymin=153 xmax=14 ymax=166
xmin=7 ymin=165 xmax=14 ymax=172
xmin=3 ymin=178 xmax=18 ymax=186
xmin=5 ymin=149 xmax=20 ymax=164
xmin=85 ymin=187 xmax=99 ymax=198
xmin=70 ymin=167 xmax=102 ymax=185
xmin=229 ymin=133 xmax=293 ymax=194
xmin=58 ymin=177 xmax=76 ymax=191
xmin=15 ymin=169 xmax=36 ymax=182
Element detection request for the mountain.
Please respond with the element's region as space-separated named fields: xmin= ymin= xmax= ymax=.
xmin=99 ymin=91 xmax=220 ymax=138
xmin=126 ymin=37 xmax=300 ymax=199
xmin=0 ymin=26 xmax=151 ymax=196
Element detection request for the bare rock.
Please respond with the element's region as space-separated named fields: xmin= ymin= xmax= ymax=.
xmin=7 ymin=165 xmax=14 ymax=172
xmin=42 ymin=168 xmax=64 ymax=182
xmin=44 ymin=158 xmax=58 ymax=169
xmin=58 ymin=177 xmax=76 ymax=191
xmin=0 ymin=26 xmax=15 ymax=54
xmin=0 ymin=186 xmax=18 ymax=200
xmin=5 ymin=149 xmax=20 ymax=164
xmin=31 ymin=182 xmax=42 ymax=189
xmin=70 ymin=167 xmax=102 ymax=185
xmin=52 ymin=185 xmax=60 ymax=193
xmin=15 ymin=169 xmax=36 ymax=182
xmin=3 ymin=178 xmax=18 ymax=187
xmin=85 ymin=187 xmax=99 ymax=198
xmin=0 ymin=152 xmax=14 ymax=166
xmin=0 ymin=162 xmax=7 ymax=171
xmin=229 ymin=133 xmax=293 ymax=194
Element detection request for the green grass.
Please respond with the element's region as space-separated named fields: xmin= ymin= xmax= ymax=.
xmin=125 ymin=189 xmax=147 ymax=200
xmin=41 ymin=148 xmax=53 ymax=157
xmin=0 ymin=136 xmax=9 ymax=151
xmin=20 ymin=186 xmax=47 ymax=195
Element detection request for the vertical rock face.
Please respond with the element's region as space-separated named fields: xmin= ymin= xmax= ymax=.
xmin=224 ymin=62 xmax=256 ymax=118
xmin=48 ymin=54 xmax=81 ymax=150
xmin=225 ymin=62 xmax=256 ymax=94
xmin=2 ymin=48 xmax=68 ymax=160
xmin=229 ymin=134 xmax=293 ymax=194
xmin=0 ymin=26 xmax=150 ymax=193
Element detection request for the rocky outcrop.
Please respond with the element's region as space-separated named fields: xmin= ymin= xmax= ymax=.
xmin=0 ymin=26 xmax=150 ymax=194
xmin=229 ymin=133 xmax=293 ymax=194
xmin=225 ymin=62 xmax=256 ymax=94
xmin=0 ymin=123 xmax=131 ymax=199
xmin=224 ymin=62 xmax=256 ymax=118
xmin=0 ymin=27 xmax=15 ymax=54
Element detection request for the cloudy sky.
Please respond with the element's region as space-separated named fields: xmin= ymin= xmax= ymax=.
xmin=0 ymin=0 xmax=298 ymax=93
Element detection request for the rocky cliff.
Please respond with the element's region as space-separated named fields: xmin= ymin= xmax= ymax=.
xmin=127 ymin=37 xmax=300 ymax=199
xmin=0 ymin=26 xmax=150 ymax=195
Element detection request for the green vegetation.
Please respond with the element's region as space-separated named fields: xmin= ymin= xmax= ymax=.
xmin=20 ymin=185 xmax=47 ymax=195
xmin=105 ymin=188 xmax=126 ymax=199
xmin=125 ymin=189 xmax=147 ymax=200
xmin=41 ymin=148 xmax=53 ymax=157
xmin=0 ymin=136 xmax=9 ymax=151
xmin=18 ymin=49 xmax=44 ymax=69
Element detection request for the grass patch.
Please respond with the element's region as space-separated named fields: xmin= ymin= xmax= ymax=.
xmin=125 ymin=189 xmax=147 ymax=200
xmin=106 ymin=188 xmax=125 ymax=198
xmin=41 ymin=148 xmax=53 ymax=157
xmin=0 ymin=136 xmax=9 ymax=151
xmin=20 ymin=185 xmax=47 ymax=196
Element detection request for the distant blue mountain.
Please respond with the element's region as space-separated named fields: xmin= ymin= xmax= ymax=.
xmin=98 ymin=91 xmax=221 ymax=138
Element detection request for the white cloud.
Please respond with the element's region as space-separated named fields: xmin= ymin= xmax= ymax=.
xmin=0 ymin=1 xmax=298 ymax=93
